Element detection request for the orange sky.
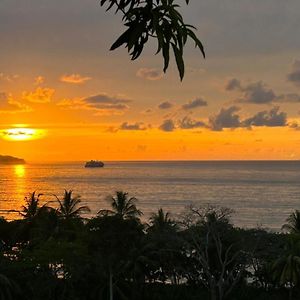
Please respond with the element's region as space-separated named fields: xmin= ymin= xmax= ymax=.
xmin=1 ymin=1 xmax=300 ymax=162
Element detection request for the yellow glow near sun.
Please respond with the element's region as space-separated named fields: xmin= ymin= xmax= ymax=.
xmin=14 ymin=165 xmax=26 ymax=178
xmin=1 ymin=128 xmax=45 ymax=141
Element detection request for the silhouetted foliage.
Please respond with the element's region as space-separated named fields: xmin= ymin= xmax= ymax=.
xmin=54 ymin=190 xmax=90 ymax=220
xmin=282 ymin=210 xmax=300 ymax=234
xmin=99 ymin=191 xmax=142 ymax=220
xmin=100 ymin=0 xmax=205 ymax=80
xmin=1 ymin=190 xmax=300 ymax=299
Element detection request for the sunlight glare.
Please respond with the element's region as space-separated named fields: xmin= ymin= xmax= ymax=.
xmin=14 ymin=165 xmax=25 ymax=178
xmin=1 ymin=128 xmax=45 ymax=141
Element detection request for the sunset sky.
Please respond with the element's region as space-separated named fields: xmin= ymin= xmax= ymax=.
xmin=1 ymin=0 xmax=300 ymax=161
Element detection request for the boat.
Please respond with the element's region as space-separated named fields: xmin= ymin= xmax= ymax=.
xmin=85 ymin=160 xmax=104 ymax=168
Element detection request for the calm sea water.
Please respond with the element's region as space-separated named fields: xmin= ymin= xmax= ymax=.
xmin=1 ymin=161 xmax=300 ymax=230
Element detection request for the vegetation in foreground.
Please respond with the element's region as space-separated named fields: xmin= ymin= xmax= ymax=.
xmin=1 ymin=190 xmax=300 ymax=300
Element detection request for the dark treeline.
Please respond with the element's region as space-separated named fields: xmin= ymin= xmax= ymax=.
xmin=1 ymin=190 xmax=300 ymax=300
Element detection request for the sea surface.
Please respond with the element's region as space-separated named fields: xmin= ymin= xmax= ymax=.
xmin=1 ymin=161 xmax=300 ymax=230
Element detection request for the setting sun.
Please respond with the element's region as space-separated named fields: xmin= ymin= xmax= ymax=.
xmin=1 ymin=128 xmax=44 ymax=141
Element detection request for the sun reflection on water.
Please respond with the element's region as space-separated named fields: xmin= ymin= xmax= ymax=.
xmin=14 ymin=165 xmax=26 ymax=178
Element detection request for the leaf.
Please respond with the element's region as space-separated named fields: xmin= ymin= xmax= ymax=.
xmin=171 ymin=42 xmax=184 ymax=81
xmin=110 ymin=28 xmax=132 ymax=50
xmin=162 ymin=42 xmax=170 ymax=73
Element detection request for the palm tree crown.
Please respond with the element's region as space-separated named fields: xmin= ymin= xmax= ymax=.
xmin=148 ymin=208 xmax=177 ymax=232
xmin=99 ymin=191 xmax=142 ymax=220
xmin=19 ymin=192 xmax=42 ymax=220
xmin=55 ymin=190 xmax=90 ymax=219
xmin=282 ymin=210 xmax=300 ymax=234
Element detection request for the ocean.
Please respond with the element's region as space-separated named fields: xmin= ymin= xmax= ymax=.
xmin=1 ymin=161 xmax=300 ymax=230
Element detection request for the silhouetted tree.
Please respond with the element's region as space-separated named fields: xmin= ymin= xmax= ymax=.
xmin=55 ymin=190 xmax=90 ymax=220
xmin=99 ymin=191 xmax=142 ymax=220
xmin=148 ymin=208 xmax=177 ymax=233
xmin=185 ymin=206 xmax=246 ymax=300
xmin=19 ymin=192 xmax=43 ymax=220
xmin=273 ymin=235 xmax=300 ymax=300
xmin=282 ymin=210 xmax=300 ymax=234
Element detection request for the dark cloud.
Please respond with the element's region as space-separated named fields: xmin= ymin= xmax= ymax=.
xmin=179 ymin=116 xmax=206 ymax=129
xmin=236 ymin=81 xmax=276 ymax=104
xmin=158 ymin=101 xmax=174 ymax=110
xmin=84 ymin=94 xmax=131 ymax=110
xmin=287 ymin=60 xmax=300 ymax=86
xmin=182 ymin=98 xmax=207 ymax=110
xmin=120 ymin=122 xmax=146 ymax=130
xmin=243 ymin=106 xmax=287 ymax=127
xmin=226 ymin=78 xmax=300 ymax=104
xmin=226 ymin=78 xmax=241 ymax=91
xmin=143 ymin=108 xmax=153 ymax=114
xmin=58 ymin=93 xmax=131 ymax=115
xmin=209 ymin=106 xmax=288 ymax=131
xmin=159 ymin=119 xmax=175 ymax=132
xmin=209 ymin=106 xmax=241 ymax=131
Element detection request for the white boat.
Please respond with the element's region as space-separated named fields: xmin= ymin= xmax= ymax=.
xmin=85 ymin=160 xmax=104 ymax=168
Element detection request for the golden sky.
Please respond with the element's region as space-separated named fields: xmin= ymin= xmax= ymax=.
xmin=1 ymin=0 xmax=300 ymax=162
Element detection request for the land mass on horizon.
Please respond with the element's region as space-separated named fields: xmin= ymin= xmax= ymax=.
xmin=0 ymin=155 xmax=25 ymax=165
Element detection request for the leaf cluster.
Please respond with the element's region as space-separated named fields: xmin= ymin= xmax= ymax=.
xmin=100 ymin=0 xmax=205 ymax=80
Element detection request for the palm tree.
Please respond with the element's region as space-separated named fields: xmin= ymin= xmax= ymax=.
xmin=99 ymin=191 xmax=142 ymax=220
xmin=272 ymin=236 xmax=300 ymax=299
xmin=55 ymin=190 xmax=90 ymax=219
xmin=282 ymin=210 xmax=300 ymax=234
xmin=19 ymin=191 xmax=43 ymax=220
xmin=148 ymin=208 xmax=177 ymax=232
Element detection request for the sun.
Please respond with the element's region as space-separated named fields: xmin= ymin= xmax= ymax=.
xmin=1 ymin=128 xmax=44 ymax=141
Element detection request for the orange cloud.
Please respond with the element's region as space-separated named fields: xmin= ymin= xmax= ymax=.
xmin=35 ymin=76 xmax=45 ymax=85
xmin=58 ymin=93 xmax=131 ymax=116
xmin=0 ymin=92 xmax=32 ymax=114
xmin=60 ymin=74 xmax=91 ymax=84
xmin=22 ymin=87 xmax=55 ymax=103
xmin=0 ymin=73 xmax=19 ymax=82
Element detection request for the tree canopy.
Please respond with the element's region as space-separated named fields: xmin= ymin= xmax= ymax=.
xmin=100 ymin=0 xmax=205 ymax=80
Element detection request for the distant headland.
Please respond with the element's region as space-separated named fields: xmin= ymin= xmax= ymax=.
xmin=0 ymin=155 xmax=25 ymax=165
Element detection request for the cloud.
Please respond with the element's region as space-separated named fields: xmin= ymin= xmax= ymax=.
xmin=235 ymin=81 xmax=276 ymax=104
xmin=22 ymin=87 xmax=55 ymax=103
xmin=0 ymin=73 xmax=19 ymax=82
xmin=0 ymin=92 xmax=32 ymax=114
xmin=158 ymin=101 xmax=174 ymax=110
xmin=179 ymin=116 xmax=206 ymax=129
xmin=35 ymin=76 xmax=45 ymax=85
xmin=242 ymin=106 xmax=287 ymax=127
xmin=277 ymin=93 xmax=300 ymax=103
xmin=209 ymin=106 xmax=241 ymax=131
xmin=225 ymin=78 xmax=241 ymax=91
xmin=209 ymin=106 xmax=287 ymax=131
xmin=287 ymin=60 xmax=300 ymax=86
xmin=58 ymin=93 xmax=131 ymax=115
xmin=120 ymin=122 xmax=146 ymax=130
xmin=60 ymin=74 xmax=92 ymax=84
xmin=159 ymin=119 xmax=176 ymax=132
xmin=226 ymin=78 xmax=300 ymax=104
xmin=182 ymin=98 xmax=207 ymax=110
xmin=136 ymin=68 xmax=163 ymax=81
xmin=289 ymin=122 xmax=300 ymax=130
xmin=84 ymin=94 xmax=130 ymax=110
xmin=142 ymin=108 xmax=153 ymax=114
